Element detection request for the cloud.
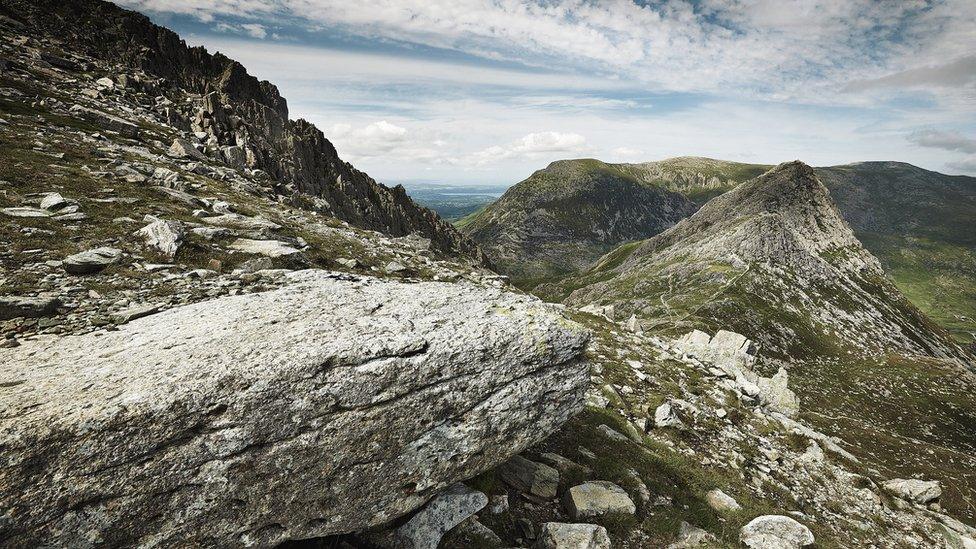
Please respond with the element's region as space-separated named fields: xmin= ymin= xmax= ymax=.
xmin=947 ymin=157 xmax=976 ymax=174
xmin=608 ymin=147 xmax=645 ymax=161
xmin=466 ymin=132 xmax=587 ymax=165
xmin=908 ymin=130 xmax=976 ymax=154
xmin=214 ymin=22 xmax=268 ymax=39
xmin=118 ymin=0 xmax=976 ymax=104
xmin=843 ymin=55 xmax=976 ymax=92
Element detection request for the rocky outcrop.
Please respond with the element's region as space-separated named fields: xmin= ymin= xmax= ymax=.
xmin=0 ymin=0 xmax=484 ymax=261
xmin=739 ymin=515 xmax=814 ymax=549
xmin=0 ymin=270 xmax=589 ymax=547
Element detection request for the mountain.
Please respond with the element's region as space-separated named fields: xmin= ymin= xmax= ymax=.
xmin=547 ymin=161 xmax=971 ymax=363
xmin=0 ymin=0 xmax=484 ymax=262
xmin=460 ymin=159 xmax=700 ymax=281
xmin=465 ymin=156 xmax=976 ymax=343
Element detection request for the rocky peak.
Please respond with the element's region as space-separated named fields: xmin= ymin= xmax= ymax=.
xmin=0 ymin=0 xmax=484 ymax=261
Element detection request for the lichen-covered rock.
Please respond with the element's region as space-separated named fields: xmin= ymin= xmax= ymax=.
xmin=498 ymin=455 xmax=560 ymax=501
xmin=395 ymin=484 xmax=487 ymax=549
xmin=740 ymin=515 xmax=814 ymax=549
xmin=563 ymin=481 xmax=636 ymax=520
xmin=136 ymin=218 xmax=185 ymax=260
xmin=0 ymin=270 xmax=589 ymax=547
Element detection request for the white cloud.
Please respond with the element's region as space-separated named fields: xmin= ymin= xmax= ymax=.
xmin=214 ymin=22 xmax=268 ymax=39
xmin=907 ymin=129 xmax=976 ymax=154
xmin=609 ymin=147 xmax=645 ymax=161
xmin=117 ymin=0 xmax=976 ymax=104
xmin=466 ymin=132 xmax=588 ymax=166
xmin=947 ymin=156 xmax=976 ymax=174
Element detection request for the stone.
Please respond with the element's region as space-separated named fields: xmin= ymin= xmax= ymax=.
xmin=499 ymin=455 xmax=559 ymax=501
xmin=95 ymin=76 xmax=114 ymax=89
xmin=136 ymin=219 xmax=184 ymax=260
xmin=63 ymin=247 xmax=122 ymax=275
xmin=667 ymin=521 xmax=717 ymax=549
xmin=111 ymin=304 xmax=160 ymax=325
xmin=488 ymin=494 xmax=509 ymax=514
xmin=168 ymin=137 xmax=207 ymax=161
xmin=654 ymin=401 xmax=684 ymax=428
xmin=451 ymin=517 xmax=505 ymax=548
xmin=395 ymin=483 xmax=487 ymax=549
xmin=758 ymin=367 xmax=800 ymax=416
xmin=229 ymin=238 xmax=300 ymax=258
xmin=0 ymin=295 xmax=60 ymax=320
xmin=0 ymin=270 xmax=589 ymax=547
xmin=153 ymin=186 xmax=208 ymax=208
xmin=39 ymin=192 xmax=69 ymax=211
xmin=739 ymin=515 xmax=814 ymax=549
xmin=597 ymin=424 xmax=629 ymax=442
xmin=386 ymin=261 xmax=408 ymax=274
xmin=882 ymin=479 xmax=942 ymax=504
xmin=69 ymin=105 xmax=140 ymax=137
xmin=563 ymin=481 xmax=636 ymax=520
xmin=202 ymin=213 xmax=281 ymax=230
xmin=2 ymin=206 xmax=52 ymax=217
xmin=221 ymin=145 xmax=246 ymax=169
xmin=536 ymin=522 xmax=611 ymax=549
xmin=336 ymin=258 xmax=358 ymax=269
xmin=705 ymin=488 xmax=741 ymax=512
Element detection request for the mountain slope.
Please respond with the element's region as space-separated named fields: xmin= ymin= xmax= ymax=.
xmin=461 ymin=159 xmax=699 ymax=281
xmin=0 ymin=0 xmax=484 ymax=261
xmin=467 ymin=155 xmax=976 ymax=342
xmin=547 ymin=161 xmax=971 ymax=364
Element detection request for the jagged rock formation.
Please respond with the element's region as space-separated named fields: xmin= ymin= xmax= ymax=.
xmin=0 ymin=0 xmax=484 ymax=261
xmin=552 ymin=161 xmax=971 ymax=364
xmin=460 ymin=159 xmax=698 ymax=281
xmin=0 ymin=270 xmax=589 ymax=547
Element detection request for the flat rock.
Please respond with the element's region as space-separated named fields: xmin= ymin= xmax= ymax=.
xmin=168 ymin=137 xmax=207 ymax=161
xmin=0 ymin=270 xmax=589 ymax=547
xmin=39 ymin=192 xmax=69 ymax=211
xmin=537 ymin=522 xmax=611 ymax=549
xmin=202 ymin=213 xmax=281 ymax=231
xmin=2 ymin=206 xmax=51 ymax=217
xmin=63 ymin=247 xmax=122 ymax=275
xmin=0 ymin=295 xmax=60 ymax=320
xmin=230 ymin=238 xmax=300 ymax=258
xmin=882 ymin=478 xmax=942 ymax=504
xmin=740 ymin=515 xmax=814 ymax=549
xmin=667 ymin=521 xmax=717 ymax=549
xmin=563 ymin=481 xmax=636 ymax=520
xmin=111 ymin=304 xmax=160 ymax=325
xmin=395 ymin=484 xmax=487 ymax=549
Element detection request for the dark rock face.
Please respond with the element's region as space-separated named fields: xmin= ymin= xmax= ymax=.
xmin=0 ymin=0 xmax=484 ymax=261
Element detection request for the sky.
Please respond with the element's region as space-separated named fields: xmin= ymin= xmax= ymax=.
xmin=113 ymin=0 xmax=976 ymax=186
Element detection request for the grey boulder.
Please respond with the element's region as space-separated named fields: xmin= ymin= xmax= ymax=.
xmin=882 ymin=479 xmax=942 ymax=505
xmin=0 ymin=295 xmax=60 ymax=320
xmin=0 ymin=270 xmax=589 ymax=547
xmin=498 ymin=455 xmax=560 ymax=501
xmin=739 ymin=515 xmax=814 ymax=549
xmin=136 ymin=219 xmax=185 ymax=260
xmin=63 ymin=247 xmax=122 ymax=274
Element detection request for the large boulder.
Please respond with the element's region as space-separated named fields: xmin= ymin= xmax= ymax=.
xmin=0 ymin=295 xmax=60 ymax=320
xmin=136 ymin=218 xmax=185 ymax=260
xmin=739 ymin=515 xmax=814 ymax=549
xmin=0 ymin=270 xmax=590 ymax=547
xmin=882 ymin=479 xmax=942 ymax=505
xmin=62 ymin=247 xmax=122 ymax=274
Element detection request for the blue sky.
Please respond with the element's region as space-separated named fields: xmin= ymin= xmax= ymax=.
xmin=114 ymin=0 xmax=976 ymax=185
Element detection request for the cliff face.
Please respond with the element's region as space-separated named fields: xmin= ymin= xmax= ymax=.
xmin=0 ymin=0 xmax=485 ymax=260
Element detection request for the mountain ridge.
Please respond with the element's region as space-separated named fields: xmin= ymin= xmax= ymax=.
xmin=0 ymin=0 xmax=485 ymax=261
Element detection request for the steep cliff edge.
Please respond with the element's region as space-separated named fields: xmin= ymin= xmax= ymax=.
xmin=0 ymin=0 xmax=484 ymax=260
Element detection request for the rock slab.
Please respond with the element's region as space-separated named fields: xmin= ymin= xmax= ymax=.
xmin=395 ymin=484 xmax=487 ymax=549
xmin=0 ymin=270 xmax=590 ymax=547
xmin=536 ymin=522 xmax=611 ymax=549
xmin=563 ymin=481 xmax=636 ymax=520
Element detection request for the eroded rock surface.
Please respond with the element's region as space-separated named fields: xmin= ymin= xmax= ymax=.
xmin=0 ymin=270 xmax=590 ymax=547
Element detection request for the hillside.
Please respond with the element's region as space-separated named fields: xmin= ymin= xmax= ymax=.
xmin=461 ymin=159 xmax=699 ymax=281
xmin=466 ymin=156 xmax=976 ymax=344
